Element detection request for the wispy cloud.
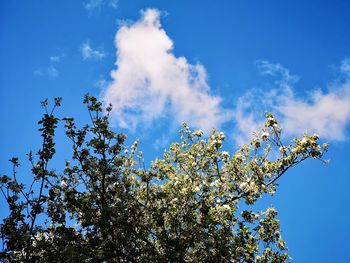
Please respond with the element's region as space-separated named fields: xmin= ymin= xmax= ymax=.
xmin=47 ymin=65 xmax=60 ymax=77
xmin=234 ymin=60 xmax=350 ymax=143
xmin=109 ymin=0 xmax=118 ymax=9
xmin=94 ymin=79 xmax=109 ymax=89
xmin=84 ymin=0 xmax=102 ymax=11
xmin=81 ymin=41 xmax=106 ymax=60
xmin=341 ymin=58 xmax=350 ymax=74
xmin=255 ymin=59 xmax=299 ymax=85
xmin=232 ymin=95 xmax=265 ymax=145
xmin=102 ymin=9 xmax=230 ymax=132
xmin=50 ymin=56 xmax=62 ymax=63
xmin=34 ymin=54 xmax=63 ymax=78
xmin=84 ymin=0 xmax=118 ymax=12
xmin=33 ymin=69 xmax=44 ymax=76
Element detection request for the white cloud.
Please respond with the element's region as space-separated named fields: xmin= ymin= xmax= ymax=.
xmin=276 ymin=85 xmax=350 ymax=141
xmin=81 ymin=42 xmax=106 ymax=60
xmin=102 ymin=9 xmax=229 ymax=132
xmin=234 ymin=60 xmax=350 ymax=142
xmin=95 ymin=8 xmax=350 ymax=142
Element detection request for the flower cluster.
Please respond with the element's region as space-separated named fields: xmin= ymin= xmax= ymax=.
xmin=0 ymin=99 xmax=327 ymax=262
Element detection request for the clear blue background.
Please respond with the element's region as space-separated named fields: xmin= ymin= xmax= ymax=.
xmin=1 ymin=1 xmax=349 ymax=261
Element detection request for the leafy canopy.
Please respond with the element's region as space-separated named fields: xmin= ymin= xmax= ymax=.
xmin=0 ymin=96 xmax=327 ymax=262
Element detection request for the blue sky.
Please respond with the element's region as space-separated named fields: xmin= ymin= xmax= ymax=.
xmin=1 ymin=1 xmax=350 ymax=261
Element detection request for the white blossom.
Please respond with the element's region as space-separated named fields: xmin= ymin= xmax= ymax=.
xmin=193 ymin=130 xmax=204 ymax=137
xmin=222 ymin=151 xmax=229 ymax=161
xmin=222 ymin=204 xmax=231 ymax=211
xmin=239 ymin=182 xmax=248 ymax=191
xmin=279 ymin=146 xmax=288 ymax=153
xmin=261 ymin=131 xmax=269 ymax=141
xmin=60 ymin=180 xmax=67 ymax=189
xmin=300 ymin=137 xmax=308 ymax=146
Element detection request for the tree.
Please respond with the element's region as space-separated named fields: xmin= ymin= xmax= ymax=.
xmin=0 ymin=96 xmax=328 ymax=262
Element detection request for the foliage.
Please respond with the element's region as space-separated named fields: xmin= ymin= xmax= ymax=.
xmin=0 ymin=96 xmax=328 ymax=262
